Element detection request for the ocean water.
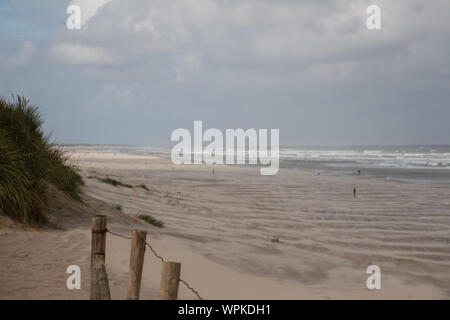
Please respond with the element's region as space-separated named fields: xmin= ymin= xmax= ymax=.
xmin=280 ymin=145 xmax=450 ymax=184
xmin=63 ymin=144 xmax=450 ymax=184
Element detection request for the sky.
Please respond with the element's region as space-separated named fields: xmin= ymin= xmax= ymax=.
xmin=0 ymin=0 xmax=449 ymax=146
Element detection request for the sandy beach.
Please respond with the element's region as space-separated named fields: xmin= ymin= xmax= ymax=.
xmin=1 ymin=151 xmax=449 ymax=299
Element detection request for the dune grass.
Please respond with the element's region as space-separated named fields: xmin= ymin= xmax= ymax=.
xmin=137 ymin=214 xmax=164 ymax=228
xmin=90 ymin=176 xmax=133 ymax=188
xmin=0 ymin=95 xmax=84 ymax=223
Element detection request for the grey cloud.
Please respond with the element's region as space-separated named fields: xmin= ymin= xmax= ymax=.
xmin=0 ymin=0 xmax=449 ymax=145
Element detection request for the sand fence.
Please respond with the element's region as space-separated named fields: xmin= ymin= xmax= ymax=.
xmin=90 ymin=215 xmax=203 ymax=300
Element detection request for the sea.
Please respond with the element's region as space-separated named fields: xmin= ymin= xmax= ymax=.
xmin=63 ymin=145 xmax=450 ymax=184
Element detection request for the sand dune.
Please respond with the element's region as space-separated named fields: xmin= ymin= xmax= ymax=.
xmin=1 ymin=151 xmax=449 ymax=299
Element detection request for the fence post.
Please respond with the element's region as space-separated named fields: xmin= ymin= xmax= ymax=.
xmin=160 ymin=261 xmax=181 ymax=300
xmin=127 ymin=230 xmax=147 ymax=300
xmin=90 ymin=215 xmax=111 ymax=300
xmin=92 ymin=254 xmax=111 ymax=300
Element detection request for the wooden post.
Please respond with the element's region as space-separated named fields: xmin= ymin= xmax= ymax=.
xmin=92 ymin=254 xmax=111 ymax=300
xmin=160 ymin=262 xmax=181 ymax=300
xmin=90 ymin=215 xmax=110 ymax=300
xmin=127 ymin=230 xmax=147 ymax=300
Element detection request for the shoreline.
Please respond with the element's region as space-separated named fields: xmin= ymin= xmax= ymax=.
xmin=63 ymin=145 xmax=450 ymax=185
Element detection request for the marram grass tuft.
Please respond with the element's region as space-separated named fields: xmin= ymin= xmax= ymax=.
xmin=0 ymin=96 xmax=83 ymax=224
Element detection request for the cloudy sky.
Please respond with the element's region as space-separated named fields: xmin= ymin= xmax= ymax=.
xmin=1 ymin=0 xmax=449 ymax=146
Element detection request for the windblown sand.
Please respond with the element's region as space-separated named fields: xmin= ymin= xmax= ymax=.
xmin=1 ymin=152 xmax=449 ymax=299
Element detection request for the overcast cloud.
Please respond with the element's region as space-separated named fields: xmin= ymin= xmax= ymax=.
xmin=1 ymin=0 xmax=449 ymax=145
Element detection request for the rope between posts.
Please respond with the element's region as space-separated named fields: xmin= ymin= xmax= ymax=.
xmin=106 ymin=229 xmax=204 ymax=300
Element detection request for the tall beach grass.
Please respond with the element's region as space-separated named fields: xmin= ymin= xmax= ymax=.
xmin=0 ymin=96 xmax=83 ymax=223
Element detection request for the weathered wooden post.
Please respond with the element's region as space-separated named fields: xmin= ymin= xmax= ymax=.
xmin=127 ymin=230 xmax=147 ymax=300
xmin=93 ymin=254 xmax=111 ymax=299
xmin=160 ymin=261 xmax=181 ymax=300
xmin=90 ymin=215 xmax=111 ymax=300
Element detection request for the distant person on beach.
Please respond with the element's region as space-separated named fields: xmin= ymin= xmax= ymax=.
xmin=358 ymin=170 xmax=361 ymax=175
xmin=213 ymin=169 xmax=215 ymax=175
xmin=353 ymin=187 xmax=356 ymax=197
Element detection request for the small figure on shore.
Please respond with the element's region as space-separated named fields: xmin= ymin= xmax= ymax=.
xmin=353 ymin=187 xmax=357 ymax=197
xmin=358 ymin=170 xmax=361 ymax=176
xmin=213 ymin=169 xmax=215 ymax=175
